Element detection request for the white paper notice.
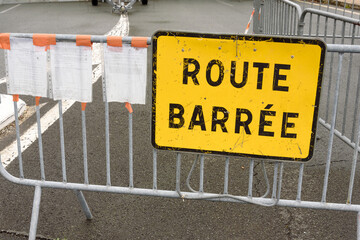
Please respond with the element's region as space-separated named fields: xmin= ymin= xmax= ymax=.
xmin=7 ymin=37 xmax=48 ymax=97
xmin=104 ymin=44 xmax=147 ymax=104
xmin=50 ymin=42 xmax=92 ymax=102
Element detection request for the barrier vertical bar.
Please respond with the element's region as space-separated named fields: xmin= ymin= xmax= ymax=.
xmin=153 ymin=149 xmax=157 ymax=190
xmin=316 ymin=14 xmax=320 ymax=37
xmin=290 ymin=5 xmax=293 ymax=34
xmin=296 ymin=163 xmax=305 ymax=201
xmin=248 ymin=159 xmax=254 ymax=197
xmin=81 ymin=103 xmax=89 ymax=185
xmin=224 ymin=157 xmax=229 ymax=194
xmin=347 ymin=98 xmax=360 ymax=204
xmin=270 ymin=1 xmax=277 ymax=34
xmin=199 ymin=155 xmax=204 ymax=193
xmin=104 ymin=101 xmax=111 ymax=186
xmin=29 ymin=186 xmax=41 ymax=240
xmin=279 ymin=1 xmax=283 ymax=34
xmin=272 ymin=162 xmax=279 ymax=199
xmin=324 ymin=17 xmax=328 ymax=42
xmin=309 ymin=13 xmax=313 ymax=36
xmin=13 ymin=96 xmax=24 ymax=178
xmin=36 ymin=97 xmax=45 ymax=180
xmin=351 ymin=67 xmax=360 ymax=142
xmin=176 ymin=153 xmax=181 ymax=193
xmin=253 ymin=0 xmax=261 ymax=34
xmin=322 ymin=53 xmax=344 ymax=203
xmin=277 ymin=163 xmax=284 ymax=200
xmin=129 ymin=111 xmax=134 ymax=188
xmin=350 ymin=0 xmax=355 ymax=18
xmin=293 ymin=8 xmax=297 ymax=35
xmin=342 ymin=25 xmax=356 ymax=135
xmin=287 ymin=5 xmax=291 ymax=35
xmin=58 ymin=101 xmax=67 ymax=182
xmin=325 ymin=20 xmax=337 ymax=122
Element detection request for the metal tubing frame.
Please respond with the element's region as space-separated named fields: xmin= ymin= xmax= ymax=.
xmin=3 ymin=29 xmax=360 ymax=238
xmin=29 ymin=186 xmax=41 ymax=240
xmin=253 ymin=0 xmax=302 ymax=35
xmin=8 ymin=33 xmax=152 ymax=46
xmin=298 ymin=8 xmax=360 ymax=35
xmin=2 ymin=161 xmax=360 ymax=212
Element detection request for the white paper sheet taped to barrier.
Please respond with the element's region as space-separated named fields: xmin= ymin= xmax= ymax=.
xmin=50 ymin=42 xmax=92 ymax=102
xmin=6 ymin=37 xmax=48 ymax=97
xmin=103 ymin=44 xmax=147 ymax=104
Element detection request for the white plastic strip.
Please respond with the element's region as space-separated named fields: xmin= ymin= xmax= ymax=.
xmin=7 ymin=37 xmax=48 ymax=97
xmin=103 ymin=44 xmax=147 ymax=104
xmin=50 ymin=42 xmax=92 ymax=102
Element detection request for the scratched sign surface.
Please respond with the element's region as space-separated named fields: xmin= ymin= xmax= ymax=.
xmin=152 ymin=31 xmax=325 ymax=161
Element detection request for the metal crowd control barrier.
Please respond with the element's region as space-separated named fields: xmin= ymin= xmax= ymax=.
xmin=1 ymin=30 xmax=360 ymax=239
xmin=253 ymin=0 xmax=360 ymax=238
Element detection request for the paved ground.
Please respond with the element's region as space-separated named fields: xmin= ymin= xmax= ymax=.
xmin=0 ymin=1 xmax=360 ymax=240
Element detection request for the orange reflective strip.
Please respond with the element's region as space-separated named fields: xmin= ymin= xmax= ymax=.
xmin=0 ymin=33 xmax=10 ymax=50
xmin=81 ymin=102 xmax=87 ymax=111
xmin=131 ymin=37 xmax=148 ymax=48
xmin=76 ymin=35 xmax=92 ymax=47
xmin=13 ymin=94 xmax=19 ymax=102
xmin=125 ymin=102 xmax=133 ymax=113
xmin=33 ymin=34 xmax=56 ymax=47
xmin=35 ymin=96 xmax=41 ymax=106
xmin=107 ymin=36 xmax=122 ymax=47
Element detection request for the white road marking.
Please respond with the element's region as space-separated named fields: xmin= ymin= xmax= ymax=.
xmin=0 ymin=77 xmax=5 ymax=85
xmin=1 ymin=14 xmax=129 ymax=166
xmin=0 ymin=4 xmax=21 ymax=14
xmin=216 ymin=0 xmax=233 ymax=7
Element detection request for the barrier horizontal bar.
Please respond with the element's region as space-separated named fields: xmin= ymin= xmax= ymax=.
xmin=1 ymin=159 xmax=360 ymax=212
xmin=300 ymin=8 xmax=360 ymax=26
xmin=327 ymin=44 xmax=360 ymax=53
xmin=8 ymin=33 xmax=152 ymax=45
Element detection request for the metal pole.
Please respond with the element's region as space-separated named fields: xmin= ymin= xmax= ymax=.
xmin=13 ymin=99 xmax=23 ymax=178
xmin=248 ymin=159 xmax=254 ymax=198
xmin=253 ymin=0 xmax=261 ymax=34
xmin=36 ymin=100 xmax=45 ymax=181
xmin=224 ymin=157 xmax=230 ymax=195
xmin=153 ymin=149 xmax=157 ymax=190
xmin=82 ymin=106 xmax=89 ymax=185
xmin=176 ymin=153 xmax=181 ymax=193
xmin=58 ymin=101 xmax=67 ymax=182
xmin=322 ymin=53 xmax=344 ymax=203
xmin=199 ymin=155 xmax=204 ymax=193
xmin=74 ymin=190 xmax=93 ymax=220
xmin=296 ymin=163 xmax=305 ymax=201
xmin=105 ymin=101 xmax=111 ymax=186
xmin=29 ymin=186 xmax=41 ymax=240
xmin=129 ymin=112 xmax=134 ymax=188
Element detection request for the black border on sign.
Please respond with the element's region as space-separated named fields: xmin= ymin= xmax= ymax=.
xmin=151 ymin=31 xmax=326 ymax=162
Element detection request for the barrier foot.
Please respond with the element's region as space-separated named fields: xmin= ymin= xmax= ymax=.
xmin=74 ymin=190 xmax=93 ymax=220
xmin=29 ymin=186 xmax=41 ymax=240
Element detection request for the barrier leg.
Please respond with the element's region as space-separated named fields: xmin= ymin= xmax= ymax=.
xmin=74 ymin=190 xmax=93 ymax=220
xmin=29 ymin=186 xmax=41 ymax=240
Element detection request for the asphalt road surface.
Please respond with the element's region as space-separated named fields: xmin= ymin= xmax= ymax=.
xmin=1 ymin=0 xmax=360 ymax=239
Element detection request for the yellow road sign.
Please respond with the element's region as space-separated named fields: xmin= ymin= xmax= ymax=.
xmin=152 ymin=31 xmax=326 ymax=162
